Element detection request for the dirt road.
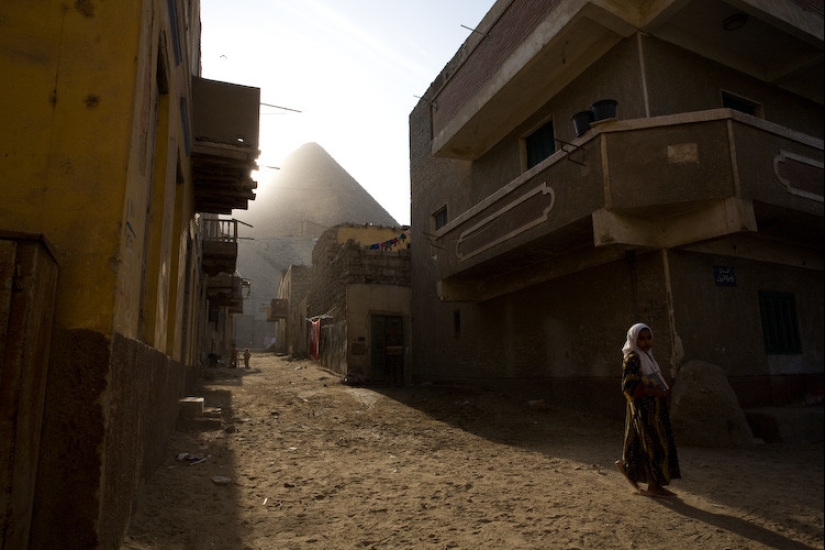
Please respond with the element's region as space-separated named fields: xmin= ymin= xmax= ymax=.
xmin=122 ymin=352 xmax=823 ymax=550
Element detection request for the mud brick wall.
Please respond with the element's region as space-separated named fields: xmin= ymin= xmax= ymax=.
xmin=309 ymin=229 xmax=411 ymax=320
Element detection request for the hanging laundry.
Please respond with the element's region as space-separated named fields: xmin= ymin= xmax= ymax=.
xmin=364 ymin=229 xmax=411 ymax=250
xmin=310 ymin=319 xmax=321 ymax=360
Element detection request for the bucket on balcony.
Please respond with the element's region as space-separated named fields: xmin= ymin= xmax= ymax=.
xmin=571 ymin=110 xmax=594 ymax=137
xmin=590 ymin=99 xmax=617 ymax=122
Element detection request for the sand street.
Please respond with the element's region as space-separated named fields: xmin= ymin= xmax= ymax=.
xmin=123 ymin=353 xmax=824 ymax=550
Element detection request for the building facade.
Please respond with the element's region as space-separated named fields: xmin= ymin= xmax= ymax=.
xmin=276 ymin=264 xmax=313 ymax=356
xmin=410 ymin=0 xmax=823 ymax=415
xmin=308 ymin=225 xmax=412 ymax=384
xmin=0 ymin=0 xmax=257 ymax=547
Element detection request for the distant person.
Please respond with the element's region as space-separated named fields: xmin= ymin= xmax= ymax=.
xmin=615 ymin=322 xmax=681 ymax=498
xmin=243 ymin=348 xmax=251 ymax=369
xmin=231 ymin=345 xmax=238 ymax=368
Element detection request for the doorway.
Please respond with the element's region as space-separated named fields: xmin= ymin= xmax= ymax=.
xmin=370 ymin=315 xmax=404 ymax=386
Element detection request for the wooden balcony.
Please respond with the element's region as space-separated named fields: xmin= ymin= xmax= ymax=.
xmin=266 ymin=299 xmax=289 ymax=321
xmin=201 ymin=218 xmax=239 ymax=276
xmin=206 ymin=272 xmax=244 ymax=313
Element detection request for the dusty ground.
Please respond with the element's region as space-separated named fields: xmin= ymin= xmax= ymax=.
xmin=122 ymin=353 xmax=824 ymax=550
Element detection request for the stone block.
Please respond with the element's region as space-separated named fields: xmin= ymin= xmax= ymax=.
xmin=670 ymin=360 xmax=755 ymax=448
xmin=178 ymin=397 xmax=204 ymax=419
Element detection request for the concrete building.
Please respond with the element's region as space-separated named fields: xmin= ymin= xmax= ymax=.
xmin=409 ymin=0 xmax=823 ymax=415
xmin=308 ymin=225 xmax=412 ymax=384
xmin=0 ymin=1 xmax=257 ymax=547
xmin=275 ymin=264 xmax=313 ymax=357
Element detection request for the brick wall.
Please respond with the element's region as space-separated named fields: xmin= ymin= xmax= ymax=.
xmin=792 ymin=0 xmax=823 ymax=16
xmin=433 ymin=0 xmax=562 ymax=131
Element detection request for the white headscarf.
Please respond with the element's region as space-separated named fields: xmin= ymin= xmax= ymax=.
xmin=622 ymin=323 xmax=669 ymax=390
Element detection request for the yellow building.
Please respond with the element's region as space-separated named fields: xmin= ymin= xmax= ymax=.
xmin=0 ymin=0 xmax=258 ymax=547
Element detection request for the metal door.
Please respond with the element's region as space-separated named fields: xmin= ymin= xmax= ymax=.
xmin=370 ymin=315 xmax=403 ymax=386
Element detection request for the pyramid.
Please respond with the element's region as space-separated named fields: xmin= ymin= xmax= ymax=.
xmin=233 ymin=143 xmax=399 ymax=345
xmin=237 ymin=142 xmax=398 ymax=237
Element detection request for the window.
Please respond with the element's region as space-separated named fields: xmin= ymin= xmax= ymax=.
xmin=433 ymin=206 xmax=448 ymax=231
xmin=722 ymin=91 xmax=761 ymax=117
xmin=525 ymin=120 xmax=556 ymax=169
xmin=758 ymin=291 xmax=801 ymax=354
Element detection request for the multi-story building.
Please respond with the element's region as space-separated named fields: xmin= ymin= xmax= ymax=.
xmin=410 ymin=0 xmax=823 ymax=415
xmin=0 ymin=0 xmax=258 ymax=547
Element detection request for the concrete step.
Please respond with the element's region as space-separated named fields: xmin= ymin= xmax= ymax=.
xmin=177 ymin=397 xmax=222 ymax=431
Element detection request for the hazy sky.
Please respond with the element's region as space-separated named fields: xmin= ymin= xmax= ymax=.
xmin=200 ymin=0 xmax=495 ymax=226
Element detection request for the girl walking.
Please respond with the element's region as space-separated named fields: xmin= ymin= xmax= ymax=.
xmin=615 ymin=323 xmax=681 ymax=498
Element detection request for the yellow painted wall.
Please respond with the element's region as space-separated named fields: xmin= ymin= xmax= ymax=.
xmin=336 ymin=226 xmax=410 ymax=248
xmin=1 ymin=1 xmax=145 ymax=334
xmin=3 ymin=1 xmax=215 ymax=546
xmin=113 ymin=0 xmax=190 ymax=340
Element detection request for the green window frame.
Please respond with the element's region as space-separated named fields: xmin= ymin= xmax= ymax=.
xmin=433 ymin=206 xmax=448 ymax=231
xmin=525 ymin=120 xmax=556 ymax=169
xmin=758 ymin=291 xmax=802 ymax=354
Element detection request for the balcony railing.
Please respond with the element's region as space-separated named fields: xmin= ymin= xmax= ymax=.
xmin=202 ymin=218 xmax=239 ymax=242
xmin=202 ymin=217 xmax=239 ymax=276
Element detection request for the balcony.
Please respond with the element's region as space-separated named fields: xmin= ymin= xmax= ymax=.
xmin=206 ymin=272 xmax=244 ymax=313
xmin=201 ymin=217 xmax=240 ymax=276
xmin=266 ymin=299 xmax=289 ymax=322
xmin=434 ymin=110 xmax=823 ymax=302
xmin=191 ymin=76 xmax=260 ymax=214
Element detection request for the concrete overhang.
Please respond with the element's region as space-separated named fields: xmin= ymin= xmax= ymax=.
xmin=432 ymin=2 xmax=636 ymax=160
xmin=592 ymin=198 xmax=758 ymax=249
xmin=191 ymin=76 xmax=261 ymax=214
xmin=431 ymin=0 xmax=823 ymax=161
xmin=642 ymin=0 xmax=823 ymax=102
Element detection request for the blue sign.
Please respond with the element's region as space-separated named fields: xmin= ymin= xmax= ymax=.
xmin=714 ymin=265 xmax=736 ymax=286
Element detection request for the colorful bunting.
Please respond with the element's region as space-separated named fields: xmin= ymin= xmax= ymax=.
xmin=363 ymin=229 xmax=411 ymax=251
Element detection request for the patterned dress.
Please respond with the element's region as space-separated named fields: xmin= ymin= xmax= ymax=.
xmin=620 ymin=351 xmax=681 ymax=486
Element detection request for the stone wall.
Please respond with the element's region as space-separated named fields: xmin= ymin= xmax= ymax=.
xmin=30 ymin=330 xmax=186 ymax=549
